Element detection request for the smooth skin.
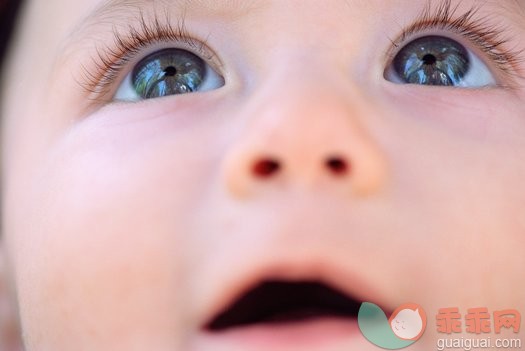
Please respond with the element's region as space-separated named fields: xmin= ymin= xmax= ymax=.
xmin=1 ymin=0 xmax=525 ymax=350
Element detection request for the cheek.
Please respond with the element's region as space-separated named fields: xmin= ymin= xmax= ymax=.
xmin=5 ymin=108 xmax=220 ymax=347
xmin=375 ymin=87 xmax=525 ymax=302
xmin=381 ymin=85 xmax=525 ymax=227
xmin=382 ymin=84 xmax=525 ymax=142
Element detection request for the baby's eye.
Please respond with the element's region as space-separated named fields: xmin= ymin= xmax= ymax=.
xmin=114 ymin=48 xmax=224 ymax=101
xmin=384 ymin=35 xmax=495 ymax=87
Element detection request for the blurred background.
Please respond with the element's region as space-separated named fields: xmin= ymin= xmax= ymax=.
xmin=1 ymin=0 xmax=25 ymax=350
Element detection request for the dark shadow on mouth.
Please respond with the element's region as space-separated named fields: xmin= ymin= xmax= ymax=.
xmin=205 ymin=280 xmax=362 ymax=331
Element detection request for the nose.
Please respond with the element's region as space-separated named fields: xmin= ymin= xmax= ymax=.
xmin=222 ymin=74 xmax=389 ymax=199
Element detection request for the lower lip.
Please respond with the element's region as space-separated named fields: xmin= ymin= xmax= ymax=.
xmin=196 ymin=317 xmax=363 ymax=350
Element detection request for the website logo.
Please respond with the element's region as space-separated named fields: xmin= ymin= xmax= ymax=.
xmin=435 ymin=307 xmax=521 ymax=350
xmin=358 ymin=302 xmax=427 ymax=349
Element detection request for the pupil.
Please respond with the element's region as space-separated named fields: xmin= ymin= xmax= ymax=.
xmin=164 ymin=66 xmax=177 ymax=76
xmin=422 ymin=54 xmax=437 ymax=66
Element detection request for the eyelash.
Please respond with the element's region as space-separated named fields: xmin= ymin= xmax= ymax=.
xmin=82 ymin=1 xmax=524 ymax=97
xmin=81 ymin=11 xmax=215 ymax=98
xmin=389 ymin=0 xmax=524 ymax=82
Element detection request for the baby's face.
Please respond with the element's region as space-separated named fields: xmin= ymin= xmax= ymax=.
xmin=2 ymin=0 xmax=525 ymax=350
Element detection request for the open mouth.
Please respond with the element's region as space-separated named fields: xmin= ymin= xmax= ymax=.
xmin=205 ymin=280 xmax=362 ymax=331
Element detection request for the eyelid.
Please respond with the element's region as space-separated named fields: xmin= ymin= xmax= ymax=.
xmin=80 ymin=11 xmax=223 ymax=99
xmin=109 ymin=40 xmax=220 ymax=95
xmin=387 ymin=26 xmax=506 ymax=77
xmin=385 ymin=0 xmax=524 ymax=87
xmin=386 ymin=30 xmax=502 ymax=85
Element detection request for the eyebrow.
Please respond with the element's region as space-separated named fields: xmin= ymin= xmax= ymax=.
xmin=74 ymin=0 xmax=258 ymax=32
xmin=499 ymin=0 xmax=525 ymax=31
xmin=424 ymin=0 xmax=525 ymax=26
xmin=61 ymin=0 xmax=264 ymax=54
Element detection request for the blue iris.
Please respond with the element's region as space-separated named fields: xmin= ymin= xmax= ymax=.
xmin=132 ymin=49 xmax=205 ymax=99
xmin=393 ymin=36 xmax=470 ymax=86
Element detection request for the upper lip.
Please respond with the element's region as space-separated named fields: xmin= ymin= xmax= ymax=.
xmin=197 ymin=250 xmax=393 ymax=331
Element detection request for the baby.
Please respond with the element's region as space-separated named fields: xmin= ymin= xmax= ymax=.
xmin=1 ymin=0 xmax=525 ymax=350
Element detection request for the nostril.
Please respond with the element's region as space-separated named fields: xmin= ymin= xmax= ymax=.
xmin=252 ymin=158 xmax=281 ymax=178
xmin=325 ymin=156 xmax=349 ymax=176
